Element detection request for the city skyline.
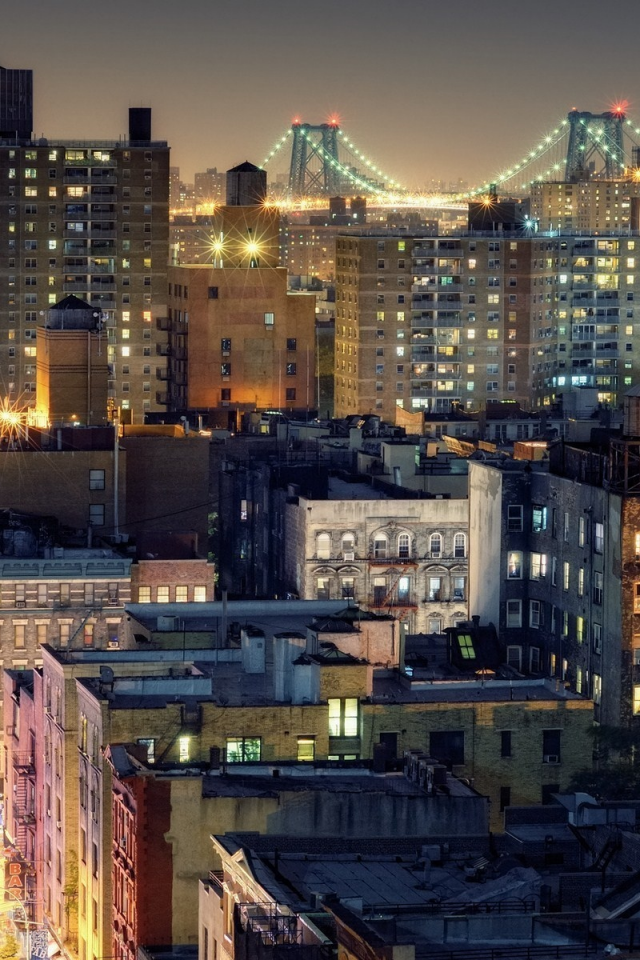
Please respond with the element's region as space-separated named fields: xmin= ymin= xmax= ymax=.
xmin=3 ymin=0 xmax=640 ymax=189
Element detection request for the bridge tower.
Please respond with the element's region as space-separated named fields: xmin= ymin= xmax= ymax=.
xmin=288 ymin=122 xmax=341 ymax=198
xmin=565 ymin=109 xmax=626 ymax=181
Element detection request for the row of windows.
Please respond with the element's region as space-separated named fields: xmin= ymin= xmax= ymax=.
xmin=507 ymin=504 xmax=605 ymax=550
xmin=7 ymin=581 xmax=120 ymax=605
xmin=220 ymin=362 xmax=297 ymax=377
xmin=506 ymin=551 xmax=604 ymax=602
xmin=505 ymin=598 xmax=597 ymax=648
xmin=315 ymin=531 xmax=466 ymax=560
xmin=316 ymin=573 xmax=466 ymax=603
xmin=136 ymin=585 xmax=207 ymax=603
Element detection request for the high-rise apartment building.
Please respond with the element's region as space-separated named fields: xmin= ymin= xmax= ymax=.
xmin=193 ymin=166 xmax=225 ymax=206
xmin=335 ymin=232 xmax=640 ymax=419
xmin=0 ymin=107 xmax=169 ymax=421
xmin=531 ymin=179 xmax=640 ymax=233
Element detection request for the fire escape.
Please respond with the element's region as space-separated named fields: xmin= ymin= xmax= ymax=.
xmin=11 ymin=751 xmax=36 ymax=905
xmin=370 ymin=564 xmax=418 ymax=621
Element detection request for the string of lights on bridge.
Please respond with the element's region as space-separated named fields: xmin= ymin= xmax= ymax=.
xmin=262 ymin=108 xmax=640 ymax=206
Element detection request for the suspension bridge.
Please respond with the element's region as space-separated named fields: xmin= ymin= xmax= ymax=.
xmin=261 ymin=107 xmax=640 ymax=207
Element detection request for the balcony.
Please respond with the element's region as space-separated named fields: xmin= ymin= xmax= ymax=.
xmin=156 ymin=316 xmax=172 ymax=331
xmin=156 ymin=391 xmax=170 ymax=405
xmin=368 ymin=554 xmax=418 ymax=565
xmin=13 ymin=805 xmax=35 ymax=825
xmin=571 ymin=347 xmax=619 ymax=359
xmin=413 ymin=284 xmax=463 ymax=296
xmin=370 ymin=594 xmax=417 ymax=609
xmin=156 ymin=368 xmax=169 ymax=381
xmin=63 ymin=174 xmax=118 ymax=185
xmin=12 ymin=753 xmax=35 ymax=774
xmin=156 ymin=343 xmax=171 ymax=356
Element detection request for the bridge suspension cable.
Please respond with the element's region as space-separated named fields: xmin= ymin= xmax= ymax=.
xmin=462 ymin=118 xmax=570 ymax=198
xmin=336 ymin=130 xmax=407 ymax=193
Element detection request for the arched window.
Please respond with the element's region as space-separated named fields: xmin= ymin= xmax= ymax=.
xmin=429 ymin=533 xmax=442 ymax=558
xmin=398 ymin=533 xmax=410 ymax=559
xmin=341 ymin=533 xmax=356 ymax=558
xmin=373 ymin=533 xmax=388 ymax=559
xmin=316 ymin=532 xmax=331 ymax=560
xmin=454 ymin=533 xmax=466 ymax=559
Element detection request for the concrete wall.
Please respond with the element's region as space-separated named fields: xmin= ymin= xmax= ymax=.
xmin=465 ymin=461 xmax=503 ymax=626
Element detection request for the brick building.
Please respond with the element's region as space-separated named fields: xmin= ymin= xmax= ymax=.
xmin=0 ymin=103 xmax=169 ymax=419
xmin=334 ymin=231 xmax=640 ymax=419
xmin=165 ymin=262 xmax=316 ymax=421
xmin=1 ymin=607 xmax=593 ymax=957
xmin=468 ymin=391 xmax=640 ymax=727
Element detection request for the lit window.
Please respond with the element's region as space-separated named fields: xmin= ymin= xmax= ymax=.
xmin=175 ymin=585 xmax=188 ymax=602
xmin=226 ymin=737 xmax=261 ymax=762
xmin=297 ymin=738 xmax=315 ymax=762
xmin=156 ymin=586 xmax=169 ymax=603
xmin=532 ymin=505 xmax=547 ymax=533
xmin=507 ymin=551 xmax=523 ymax=579
xmin=328 ymin=698 xmax=359 ymax=737
xmin=457 ymin=634 xmax=475 ymax=660
xmin=193 ymin=585 xmax=206 ymax=602
xmin=178 ymin=737 xmax=190 ymax=763
xmin=138 ymin=586 xmax=151 ymax=603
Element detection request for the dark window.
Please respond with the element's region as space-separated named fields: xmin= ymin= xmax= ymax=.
xmin=379 ymin=732 xmax=398 ymax=759
xmin=542 ymin=729 xmax=561 ymax=763
xmin=208 ymin=286 xmax=218 ymax=299
xmin=542 ymin=783 xmax=560 ymax=805
xmin=286 ymin=338 xmax=297 ymax=351
xmin=221 ymin=389 xmax=231 ymax=401
xmin=501 ymin=730 xmax=512 ymax=758
xmin=286 ymin=362 xmax=296 ymax=376
xmin=221 ymin=338 xmax=231 ymax=353
xmin=221 ymin=363 xmax=231 ymax=376
xmin=499 ymin=786 xmax=511 ymax=812
xmin=430 ymin=730 xmax=464 ymax=766
xmin=285 ymin=388 xmax=296 ymax=402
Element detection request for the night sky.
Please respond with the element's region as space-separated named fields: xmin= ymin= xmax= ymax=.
xmin=4 ymin=0 xmax=639 ymax=189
